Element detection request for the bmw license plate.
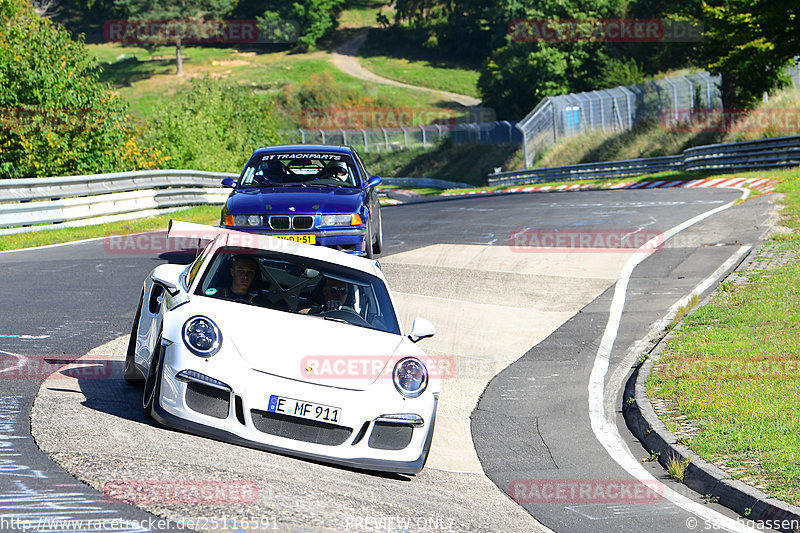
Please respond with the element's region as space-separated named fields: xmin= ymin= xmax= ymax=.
xmin=274 ymin=234 xmax=316 ymax=244
xmin=268 ymin=394 xmax=340 ymax=424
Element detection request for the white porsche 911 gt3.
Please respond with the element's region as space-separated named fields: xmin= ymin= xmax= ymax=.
xmin=124 ymin=221 xmax=438 ymax=473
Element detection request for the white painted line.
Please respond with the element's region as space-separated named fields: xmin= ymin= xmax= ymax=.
xmin=587 ymin=188 xmax=759 ymax=532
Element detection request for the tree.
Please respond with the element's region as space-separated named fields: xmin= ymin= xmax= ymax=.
xmin=114 ymin=0 xmax=237 ymax=75
xmin=702 ymin=0 xmax=799 ymax=108
xmin=479 ymin=43 xmax=601 ymax=119
xmin=0 ymin=0 xmax=164 ymax=178
xmin=257 ymin=0 xmax=345 ymax=50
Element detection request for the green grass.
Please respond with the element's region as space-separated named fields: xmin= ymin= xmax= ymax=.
xmin=358 ymin=55 xmax=480 ymax=98
xmin=0 ymin=206 xmax=220 ymax=252
xmin=89 ymin=43 xmax=465 ymax=121
xmin=339 ymin=0 xmax=394 ymax=28
xmin=646 ymin=166 xmax=800 ymax=504
xmin=357 ymin=27 xmax=481 ymax=98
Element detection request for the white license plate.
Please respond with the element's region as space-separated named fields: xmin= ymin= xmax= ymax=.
xmin=267 ymin=394 xmax=341 ymax=424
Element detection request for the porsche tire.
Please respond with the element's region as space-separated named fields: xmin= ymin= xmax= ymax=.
xmin=124 ymin=290 xmax=145 ymax=386
xmin=142 ymin=336 xmax=165 ymax=420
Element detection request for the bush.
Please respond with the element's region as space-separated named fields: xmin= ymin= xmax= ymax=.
xmin=142 ymin=77 xmax=282 ymax=172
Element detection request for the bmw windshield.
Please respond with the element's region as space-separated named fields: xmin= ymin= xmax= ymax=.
xmin=239 ymin=153 xmax=359 ymax=188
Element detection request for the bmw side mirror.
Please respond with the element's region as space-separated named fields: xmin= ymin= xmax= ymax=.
xmin=408 ymin=317 xmax=435 ymax=343
xmin=221 ymin=178 xmax=236 ymax=188
xmin=365 ymin=176 xmax=382 ymax=189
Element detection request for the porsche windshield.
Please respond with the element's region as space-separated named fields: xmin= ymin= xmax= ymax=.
xmin=239 ymin=153 xmax=359 ymax=188
xmin=195 ymin=248 xmax=400 ymax=335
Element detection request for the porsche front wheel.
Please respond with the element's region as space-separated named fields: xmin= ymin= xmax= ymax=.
xmin=142 ymin=337 xmax=165 ymax=420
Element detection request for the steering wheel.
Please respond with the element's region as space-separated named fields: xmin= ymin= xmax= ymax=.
xmin=319 ymin=308 xmax=372 ymax=328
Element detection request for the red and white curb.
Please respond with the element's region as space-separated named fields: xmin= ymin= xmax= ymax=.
xmin=377 ymin=188 xmax=421 ymax=206
xmin=442 ymin=177 xmax=778 ymax=197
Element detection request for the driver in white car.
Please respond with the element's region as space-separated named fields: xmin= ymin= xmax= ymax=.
xmin=299 ymin=277 xmax=349 ymax=314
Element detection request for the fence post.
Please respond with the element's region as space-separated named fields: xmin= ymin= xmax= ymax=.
xmin=298 ymin=128 xmax=305 ymax=144
xmin=420 ymin=126 xmax=427 ymax=148
xmin=362 ymin=129 xmax=368 ymax=153
xmin=319 ymin=129 xmax=325 ymax=144
xmin=402 ymin=127 xmax=408 ymax=149
xmin=516 ymin=123 xmax=530 ymax=167
xmin=619 ymin=86 xmax=635 ymax=130
xmin=382 ymin=127 xmax=389 ymax=151
xmin=340 ymin=129 xmax=347 ymax=146
xmin=649 ymin=80 xmax=662 ymax=116
xmin=501 ymin=120 xmax=512 ymax=143
xmin=682 ymin=75 xmax=695 ymax=111
xmin=664 ymin=77 xmax=679 ymax=117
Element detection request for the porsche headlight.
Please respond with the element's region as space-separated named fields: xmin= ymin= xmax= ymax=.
xmin=183 ymin=316 xmax=222 ymax=357
xmin=393 ymin=357 xmax=428 ymax=398
xmin=320 ymin=214 xmax=363 ymax=227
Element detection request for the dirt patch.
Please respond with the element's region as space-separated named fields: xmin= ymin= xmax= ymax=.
xmin=211 ymin=59 xmax=250 ymax=67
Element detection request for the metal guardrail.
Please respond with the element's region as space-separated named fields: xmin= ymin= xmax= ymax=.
xmin=489 ymin=134 xmax=800 ymax=186
xmin=0 ymin=170 xmax=466 ymax=236
xmin=0 ymin=169 xmax=236 ymax=236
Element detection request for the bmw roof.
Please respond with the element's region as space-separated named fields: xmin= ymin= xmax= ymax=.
xmin=247 ymin=145 xmax=354 ymax=157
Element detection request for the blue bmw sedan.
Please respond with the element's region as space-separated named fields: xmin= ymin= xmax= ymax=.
xmin=220 ymin=145 xmax=383 ymax=257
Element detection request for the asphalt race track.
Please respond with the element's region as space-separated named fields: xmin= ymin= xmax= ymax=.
xmin=0 ymin=187 xmax=778 ymax=532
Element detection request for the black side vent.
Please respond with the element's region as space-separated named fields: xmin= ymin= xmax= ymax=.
xmin=185 ymin=382 xmax=230 ymax=419
xmin=367 ymin=422 xmax=413 ymax=450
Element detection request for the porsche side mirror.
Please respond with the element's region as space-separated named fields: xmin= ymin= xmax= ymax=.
xmin=221 ymin=178 xmax=236 ymax=188
xmin=365 ymin=176 xmax=382 ymax=189
xmin=408 ymin=317 xmax=435 ymax=343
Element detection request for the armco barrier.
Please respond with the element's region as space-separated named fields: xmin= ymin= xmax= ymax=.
xmin=0 ymin=170 xmax=465 ymax=235
xmin=490 ymin=134 xmax=800 ymax=186
xmin=0 ymin=169 xmax=237 ymax=236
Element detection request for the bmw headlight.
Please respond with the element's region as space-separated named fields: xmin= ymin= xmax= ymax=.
xmin=182 ymin=316 xmax=222 ymax=357
xmin=393 ymin=357 xmax=428 ymax=398
xmin=320 ymin=214 xmax=363 ymax=227
xmin=229 ymin=215 xmax=263 ymax=226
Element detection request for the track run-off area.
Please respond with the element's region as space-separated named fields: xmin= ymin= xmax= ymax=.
xmin=0 ymin=186 xmax=780 ymax=532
